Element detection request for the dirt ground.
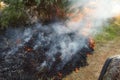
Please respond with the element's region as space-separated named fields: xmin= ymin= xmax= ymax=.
xmin=63 ymin=37 xmax=120 ymax=80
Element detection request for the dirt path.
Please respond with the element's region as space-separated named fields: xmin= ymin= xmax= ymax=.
xmin=63 ymin=37 xmax=120 ymax=80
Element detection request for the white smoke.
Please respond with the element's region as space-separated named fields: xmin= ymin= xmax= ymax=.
xmin=42 ymin=0 xmax=120 ymax=69
xmin=66 ymin=0 xmax=120 ymax=36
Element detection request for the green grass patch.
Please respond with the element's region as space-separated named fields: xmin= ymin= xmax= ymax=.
xmin=95 ymin=23 xmax=120 ymax=43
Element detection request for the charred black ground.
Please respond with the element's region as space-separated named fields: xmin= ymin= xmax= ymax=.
xmin=0 ymin=24 xmax=94 ymax=80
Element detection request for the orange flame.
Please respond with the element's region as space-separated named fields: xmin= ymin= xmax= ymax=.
xmin=27 ymin=48 xmax=32 ymax=52
xmin=89 ymin=37 xmax=95 ymax=49
xmin=75 ymin=68 xmax=79 ymax=73
xmin=24 ymin=47 xmax=33 ymax=52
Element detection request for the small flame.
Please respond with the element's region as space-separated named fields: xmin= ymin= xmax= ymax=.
xmin=24 ymin=46 xmax=33 ymax=52
xmin=27 ymin=48 xmax=32 ymax=52
xmin=89 ymin=37 xmax=95 ymax=49
xmin=75 ymin=68 xmax=79 ymax=73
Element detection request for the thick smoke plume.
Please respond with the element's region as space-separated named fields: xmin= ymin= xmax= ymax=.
xmin=67 ymin=0 xmax=120 ymax=36
xmin=0 ymin=0 xmax=120 ymax=80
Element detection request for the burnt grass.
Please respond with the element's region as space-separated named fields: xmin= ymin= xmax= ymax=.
xmin=0 ymin=26 xmax=94 ymax=80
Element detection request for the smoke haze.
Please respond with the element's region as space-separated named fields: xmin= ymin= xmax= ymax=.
xmin=0 ymin=0 xmax=120 ymax=79
xmin=67 ymin=0 xmax=120 ymax=36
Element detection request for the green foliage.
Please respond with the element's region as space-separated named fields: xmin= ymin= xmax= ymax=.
xmin=0 ymin=0 xmax=28 ymax=29
xmin=0 ymin=0 xmax=70 ymax=29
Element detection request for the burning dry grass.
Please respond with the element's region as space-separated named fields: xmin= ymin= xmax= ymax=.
xmin=63 ymin=40 xmax=120 ymax=80
xmin=63 ymin=22 xmax=120 ymax=80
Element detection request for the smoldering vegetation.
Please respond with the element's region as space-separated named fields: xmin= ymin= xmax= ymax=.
xmin=0 ymin=23 xmax=94 ymax=80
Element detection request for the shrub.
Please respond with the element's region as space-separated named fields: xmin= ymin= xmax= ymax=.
xmin=0 ymin=0 xmax=28 ymax=29
xmin=0 ymin=0 xmax=70 ymax=29
xmin=24 ymin=0 xmax=70 ymax=23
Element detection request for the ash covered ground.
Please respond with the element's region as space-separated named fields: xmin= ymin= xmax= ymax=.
xmin=0 ymin=23 xmax=94 ymax=80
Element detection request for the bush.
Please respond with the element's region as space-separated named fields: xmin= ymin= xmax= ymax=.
xmin=0 ymin=0 xmax=70 ymax=29
xmin=24 ymin=0 xmax=70 ymax=23
xmin=0 ymin=0 xmax=28 ymax=29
